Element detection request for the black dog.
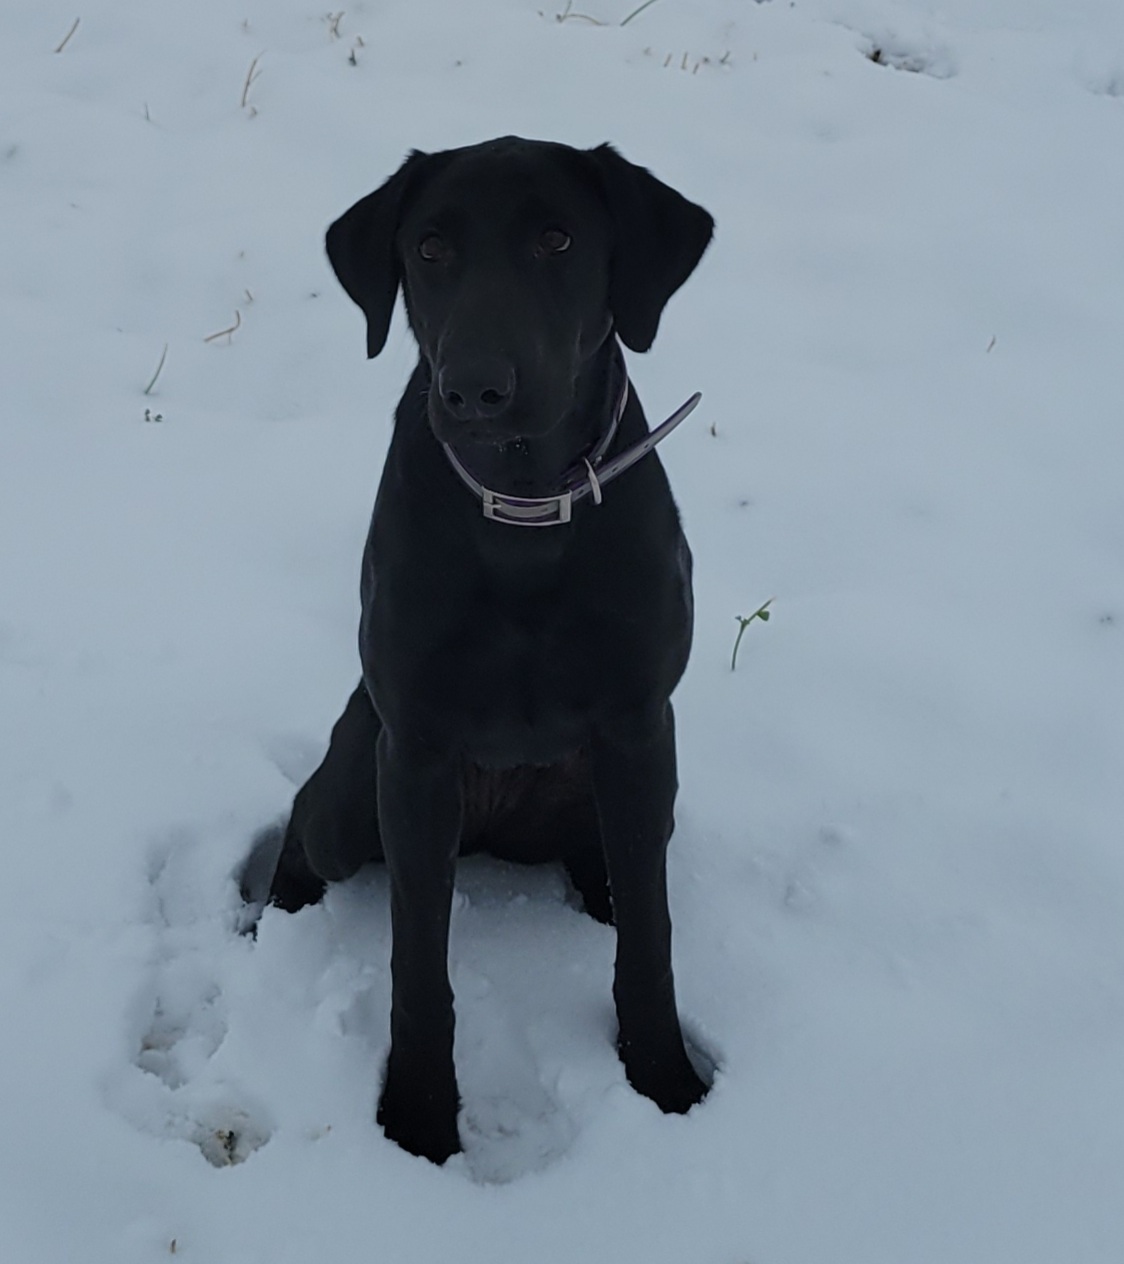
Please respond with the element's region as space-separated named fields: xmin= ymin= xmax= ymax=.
xmin=252 ymin=137 xmax=713 ymax=1164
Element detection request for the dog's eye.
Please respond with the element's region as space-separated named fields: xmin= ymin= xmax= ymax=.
xmin=418 ymin=234 xmax=448 ymax=263
xmin=539 ymin=228 xmax=572 ymax=256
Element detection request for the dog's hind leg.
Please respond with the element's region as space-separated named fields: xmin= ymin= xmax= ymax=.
xmin=238 ymin=816 xmax=324 ymax=918
xmin=267 ymin=815 xmax=328 ymax=913
xmin=563 ymin=843 xmax=614 ymax=925
xmin=258 ymin=682 xmax=384 ymax=914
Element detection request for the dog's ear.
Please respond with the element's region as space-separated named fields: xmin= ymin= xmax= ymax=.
xmin=325 ymin=150 xmax=431 ymax=359
xmin=586 ymin=144 xmax=714 ymax=353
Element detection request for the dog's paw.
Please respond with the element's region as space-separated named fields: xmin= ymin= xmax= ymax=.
xmin=633 ymin=1059 xmax=709 ymax=1115
xmin=377 ymin=1065 xmax=462 ymax=1165
xmin=619 ymin=1033 xmax=711 ymax=1116
xmin=377 ymin=1099 xmax=462 ymax=1166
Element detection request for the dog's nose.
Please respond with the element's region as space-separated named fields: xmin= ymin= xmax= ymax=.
xmin=438 ymin=361 xmax=516 ymax=421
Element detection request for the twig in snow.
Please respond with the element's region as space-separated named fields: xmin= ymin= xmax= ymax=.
xmin=986 ymin=335 xmax=997 ymax=353
xmin=241 ymin=54 xmax=263 ymax=110
xmin=54 ymin=18 xmax=81 ymax=54
xmin=554 ymin=1 xmax=605 ymax=24
xmin=731 ymin=598 xmax=773 ymax=671
xmin=326 ymin=11 xmax=344 ymax=39
xmin=204 ymin=310 xmax=242 ymax=343
xmin=548 ymin=1 xmax=601 ymax=24
xmin=143 ymin=343 xmax=169 ymax=395
xmin=621 ymin=0 xmax=660 ymax=25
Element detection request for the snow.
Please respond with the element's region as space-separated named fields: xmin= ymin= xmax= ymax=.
xmin=2 ymin=0 xmax=1123 ymax=1260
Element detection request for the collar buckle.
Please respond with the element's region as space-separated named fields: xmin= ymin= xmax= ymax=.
xmin=481 ymin=487 xmax=573 ymax=526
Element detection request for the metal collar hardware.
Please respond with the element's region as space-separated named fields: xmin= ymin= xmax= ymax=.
xmin=441 ymin=352 xmax=701 ymax=527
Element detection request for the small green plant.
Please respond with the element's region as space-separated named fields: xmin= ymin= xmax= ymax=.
xmin=731 ymin=598 xmax=773 ymax=671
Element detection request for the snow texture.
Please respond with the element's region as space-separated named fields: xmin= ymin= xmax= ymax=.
xmin=1 ymin=1 xmax=1122 ymax=1261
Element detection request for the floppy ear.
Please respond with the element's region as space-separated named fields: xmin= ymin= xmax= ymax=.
xmin=586 ymin=144 xmax=714 ymax=353
xmin=325 ymin=150 xmax=430 ymax=358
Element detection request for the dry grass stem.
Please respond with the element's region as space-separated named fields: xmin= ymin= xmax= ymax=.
xmin=620 ymin=0 xmax=661 ymax=25
xmin=554 ymin=1 xmax=605 ymax=23
xmin=241 ymin=54 xmax=263 ymax=109
xmin=204 ymin=310 xmax=242 ymax=343
xmin=143 ymin=343 xmax=169 ymax=395
xmin=54 ymin=18 xmax=81 ymax=54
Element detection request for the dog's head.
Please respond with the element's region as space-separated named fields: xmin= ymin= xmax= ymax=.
xmin=325 ymin=137 xmax=713 ymax=445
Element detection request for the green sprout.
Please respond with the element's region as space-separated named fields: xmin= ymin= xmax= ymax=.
xmin=731 ymin=598 xmax=773 ymax=671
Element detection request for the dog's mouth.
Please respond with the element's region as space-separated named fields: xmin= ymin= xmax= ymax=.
xmin=430 ymin=415 xmax=525 ymax=448
xmin=427 ymin=399 xmax=566 ymax=450
xmin=497 ymin=435 xmax=530 ymax=454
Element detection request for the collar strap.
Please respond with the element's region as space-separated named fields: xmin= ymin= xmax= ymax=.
xmin=441 ymin=382 xmax=702 ymax=528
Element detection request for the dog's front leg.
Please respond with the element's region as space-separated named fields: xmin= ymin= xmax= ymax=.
xmin=590 ymin=704 xmax=707 ymax=1115
xmin=375 ymin=727 xmax=463 ymax=1164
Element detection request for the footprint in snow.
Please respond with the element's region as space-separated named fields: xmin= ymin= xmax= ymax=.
xmin=860 ymin=31 xmax=958 ymax=79
xmin=453 ymin=960 xmax=578 ymax=1184
xmin=110 ymin=830 xmax=273 ymax=1167
xmin=114 ymin=826 xmax=711 ymax=1178
xmin=1080 ymin=64 xmax=1124 ymax=99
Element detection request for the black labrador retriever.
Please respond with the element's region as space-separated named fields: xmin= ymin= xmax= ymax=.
xmin=250 ymin=137 xmax=713 ymax=1164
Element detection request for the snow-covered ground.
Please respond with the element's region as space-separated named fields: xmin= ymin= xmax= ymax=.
xmin=2 ymin=0 xmax=1123 ymax=1259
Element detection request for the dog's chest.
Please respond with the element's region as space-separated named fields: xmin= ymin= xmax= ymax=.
xmin=449 ymin=596 xmax=595 ymax=766
xmin=363 ymin=503 xmax=691 ymax=767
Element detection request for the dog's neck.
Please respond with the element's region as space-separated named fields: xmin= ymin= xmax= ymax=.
xmin=439 ymin=338 xmax=623 ymax=501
